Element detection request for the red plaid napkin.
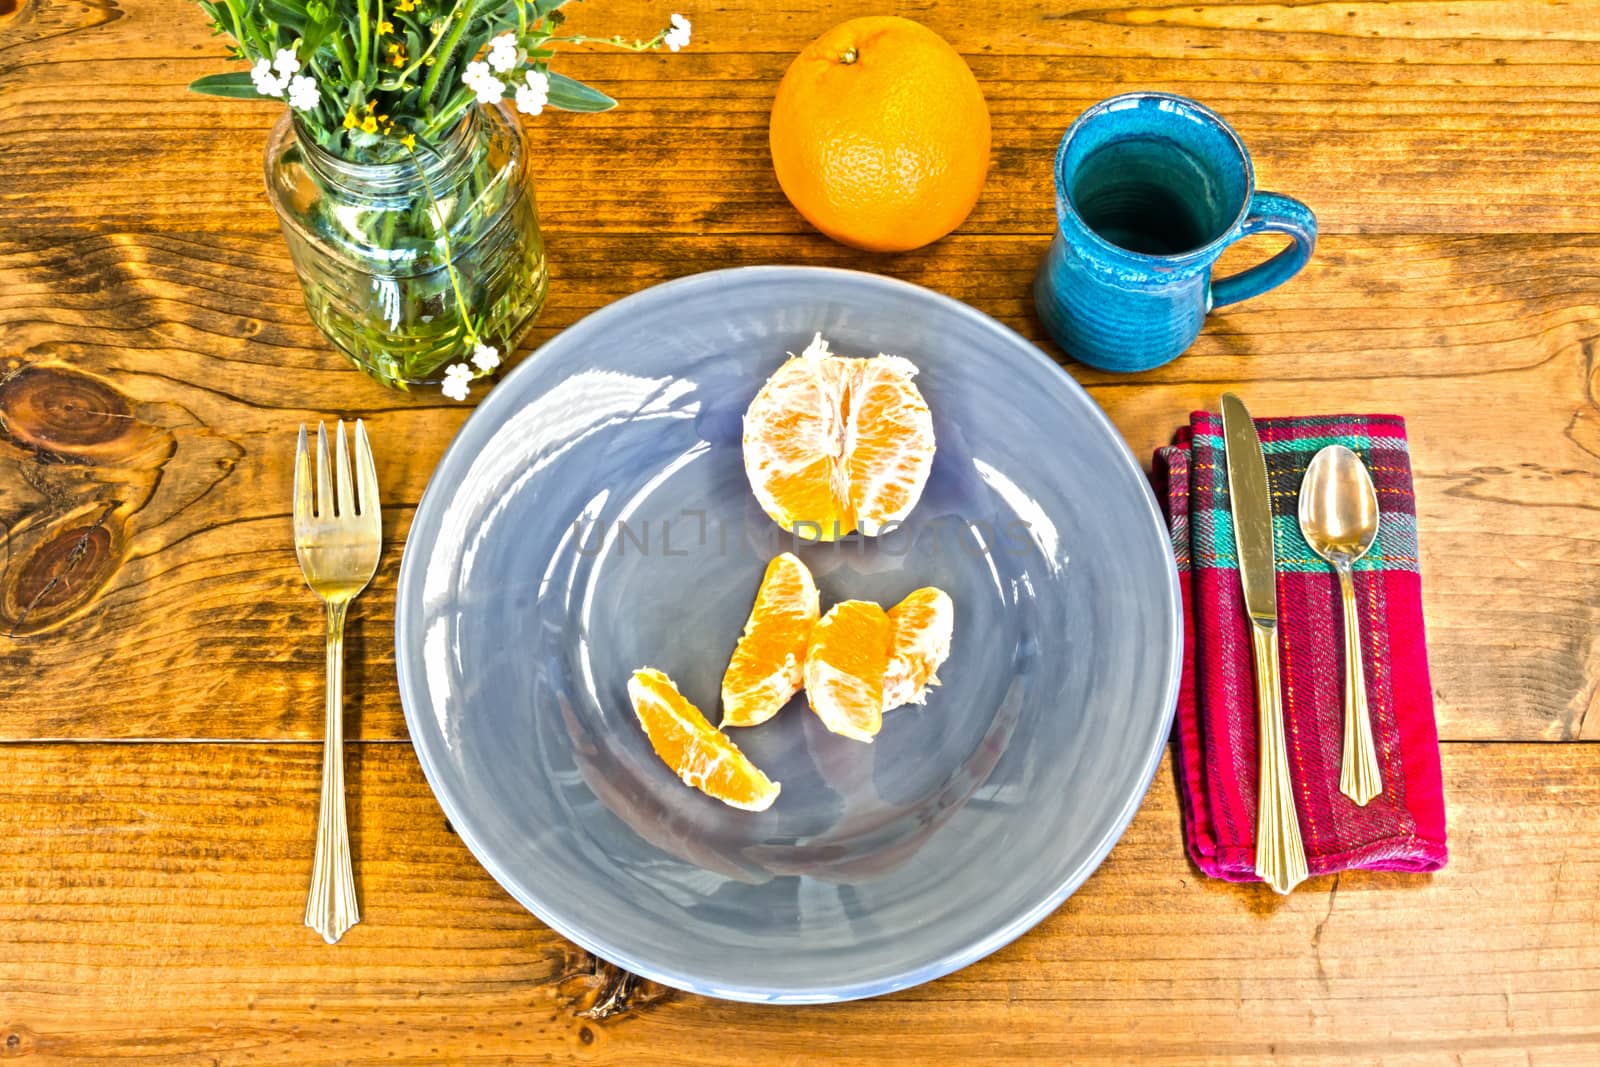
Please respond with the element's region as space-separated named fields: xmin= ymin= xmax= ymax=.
xmin=1154 ymin=412 xmax=1447 ymax=881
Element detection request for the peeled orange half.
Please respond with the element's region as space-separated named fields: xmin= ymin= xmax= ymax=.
xmin=804 ymin=599 xmax=893 ymax=742
xmin=743 ymin=333 xmax=935 ymax=541
xmin=721 ymin=553 xmax=821 ymax=728
xmin=628 ymin=668 xmax=781 ymax=812
xmin=884 ymin=587 xmax=955 ymax=710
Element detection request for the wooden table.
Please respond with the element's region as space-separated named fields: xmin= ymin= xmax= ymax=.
xmin=4 ymin=0 xmax=1598 ymax=1061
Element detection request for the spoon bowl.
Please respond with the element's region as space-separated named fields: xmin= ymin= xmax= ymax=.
xmin=1298 ymin=445 xmax=1379 ymax=563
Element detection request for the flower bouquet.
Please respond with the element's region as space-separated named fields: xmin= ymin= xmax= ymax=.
xmin=191 ymin=1 xmax=689 ymax=397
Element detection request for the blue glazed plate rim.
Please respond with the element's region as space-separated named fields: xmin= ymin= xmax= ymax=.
xmin=394 ymin=265 xmax=1184 ymax=1004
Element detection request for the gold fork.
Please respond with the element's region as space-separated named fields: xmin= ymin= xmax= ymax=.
xmin=293 ymin=420 xmax=381 ymax=944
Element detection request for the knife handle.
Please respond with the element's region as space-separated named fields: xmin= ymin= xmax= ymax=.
xmin=1250 ymin=622 xmax=1309 ymax=894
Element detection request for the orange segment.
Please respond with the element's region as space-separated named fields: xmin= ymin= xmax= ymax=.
xmin=743 ymin=333 xmax=935 ymax=540
xmin=803 ymin=600 xmax=892 ymax=742
xmin=628 ymin=668 xmax=781 ymax=812
xmin=884 ymin=587 xmax=955 ymax=711
xmin=846 ymin=355 xmax=937 ymax=529
xmin=721 ymin=553 xmax=821 ymax=728
xmin=742 ymin=336 xmax=855 ymax=538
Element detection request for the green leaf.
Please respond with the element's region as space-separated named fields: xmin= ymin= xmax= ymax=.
xmin=261 ymin=0 xmax=307 ymax=33
xmin=545 ymin=71 xmax=616 ymax=113
xmin=197 ymin=0 xmax=228 ymax=35
xmin=301 ymin=5 xmax=339 ymax=56
xmin=188 ymin=71 xmax=268 ymax=99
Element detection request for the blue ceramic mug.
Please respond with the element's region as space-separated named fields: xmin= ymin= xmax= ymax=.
xmin=1033 ymin=92 xmax=1317 ymax=373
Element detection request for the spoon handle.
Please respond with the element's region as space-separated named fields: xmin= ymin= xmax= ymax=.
xmin=1336 ymin=564 xmax=1383 ymax=806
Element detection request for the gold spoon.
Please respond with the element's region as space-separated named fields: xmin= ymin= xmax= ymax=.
xmin=1297 ymin=445 xmax=1383 ymax=806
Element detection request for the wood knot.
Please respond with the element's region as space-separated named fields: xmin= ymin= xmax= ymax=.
xmin=3 ymin=506 xmax=122 ymax=633
xmin=14 ymin=516 xmax=116 ymax=613
xmin=0 ymin=1023 xmax=35 ymax=1058
xmin=0 ymin=364 xmax=182 ymax=635
xmin=0 ymin=365 xmax=135 ymax=458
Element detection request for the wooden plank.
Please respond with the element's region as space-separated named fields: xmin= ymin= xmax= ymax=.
xmin=4 ymin=1 xmax=1600 ymax=236
xmin=1 ymin=741 xmax=1596 ymax=1063
xmin=2 ymin=231 xmax=1596 ymax=741
xmin=2 ymin=2 xmax=1596 ymax=1064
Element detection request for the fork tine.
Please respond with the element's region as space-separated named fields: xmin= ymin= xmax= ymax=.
xmin=334 ymin=420 xmax=356 ymax=520
xmin=293 ymin=425 xmax=313 ymax=529
xmin=315 ymin=422 xmax=334 ymax=519
xmin=354 ymin=419 xmax=381 ymax=528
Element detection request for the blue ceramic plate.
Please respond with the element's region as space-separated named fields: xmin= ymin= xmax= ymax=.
xmin=396 ymin=267 xmax=1181 ymax=1003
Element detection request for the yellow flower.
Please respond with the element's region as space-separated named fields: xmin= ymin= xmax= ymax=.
xmin=343 ymin=107 xmax=359 ymax=129
xmin=388 ymin=42 xmax=407 ymax=67
xmin=401 ymin=133 xmax=416 ymax=150
xmin=365 ymin=100 xmax=378 ymax=113
xmin=360 ymin=114 xmax=379 ymax=134
xmin=396 ymin=0 xmax=417 ymax=10
xmin=377 ymin=20 xmax=394 ymax=34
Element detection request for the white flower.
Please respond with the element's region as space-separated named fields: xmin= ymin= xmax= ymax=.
xmin=250 ymin=57 xmax=286 ymax=97
xmin=472 ymin=75 xmax=505 ymax=104
xmin=514 ymin=69 xmax=549 ymax=116
xmin=442 ymin=363 xmax=474 ymax=401
xmin=462 ymin=60 xmax=505 ymax=104
xmin=286 ymin=74 xmax=319 ymax=111
xmin=664 ymin=13 xmax=691 ymax=52
xmin=471 ymin=342 xmax=501 ymax=371
xmin=487 ymin=32 xmax=519 ymax=74
xmin=273 ymin=47 xmax=301 ymax=80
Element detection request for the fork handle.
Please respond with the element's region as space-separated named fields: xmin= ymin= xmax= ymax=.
xmin=1336 ymin=564 xmax=1383 ymax=806
xmin=305 ymin=599 xmax=359 ymax=943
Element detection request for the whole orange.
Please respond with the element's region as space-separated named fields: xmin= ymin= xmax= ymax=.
xmin=769 ymin=16 xmax=991 ymax=253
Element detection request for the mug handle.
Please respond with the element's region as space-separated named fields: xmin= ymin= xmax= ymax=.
xmin=1210 ymin=191 xmax=1317 ymax=309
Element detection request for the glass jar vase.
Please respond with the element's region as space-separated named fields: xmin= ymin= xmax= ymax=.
xmin=264 ymin=103 xmax=547 ymax=390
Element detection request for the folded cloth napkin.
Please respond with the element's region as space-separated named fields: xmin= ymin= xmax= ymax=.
xmin=1154 ymin=412 xmax=1447 ymax=881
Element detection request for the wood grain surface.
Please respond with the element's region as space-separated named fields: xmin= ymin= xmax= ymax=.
xmin=7 ymin=1 xmax=1600 ymax=236
xmin=3 ymin=743 xmax=1598 ymax=1065
xmin=2 ymin=0 xmax=1599 ymax=1060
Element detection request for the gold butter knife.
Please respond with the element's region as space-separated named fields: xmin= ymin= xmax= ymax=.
xmin=1221 ymin=393 xmax=1308 ymax=895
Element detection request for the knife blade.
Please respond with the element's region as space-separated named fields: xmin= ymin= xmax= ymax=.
xmin=1220 ymin=392 xmax=1308 ymax=895
xmin=1221 ymin=392 xmax=1277 ymax=627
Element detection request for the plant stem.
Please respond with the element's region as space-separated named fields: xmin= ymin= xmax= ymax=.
xmin=420 ymin=0 xmax=479 ymax=107
xmin=380 ymin=5 xmax=466 ymax=89
xmin=332 ymin=33 xmax=356 ymax=83
xmin=378 ymin=211 xmax=399 ymax=257
xmin=405 ymin=138 xmax=478 ymax=346
xmin=356 ymin=0 xmax=370 ymax=84
xmin=423 ymin=86 xmax=479 ymax=138
xmin=545 ymin=31 xmax=666 ymax=52
xmin=220 ymin=0 xmax=248 ymax=54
